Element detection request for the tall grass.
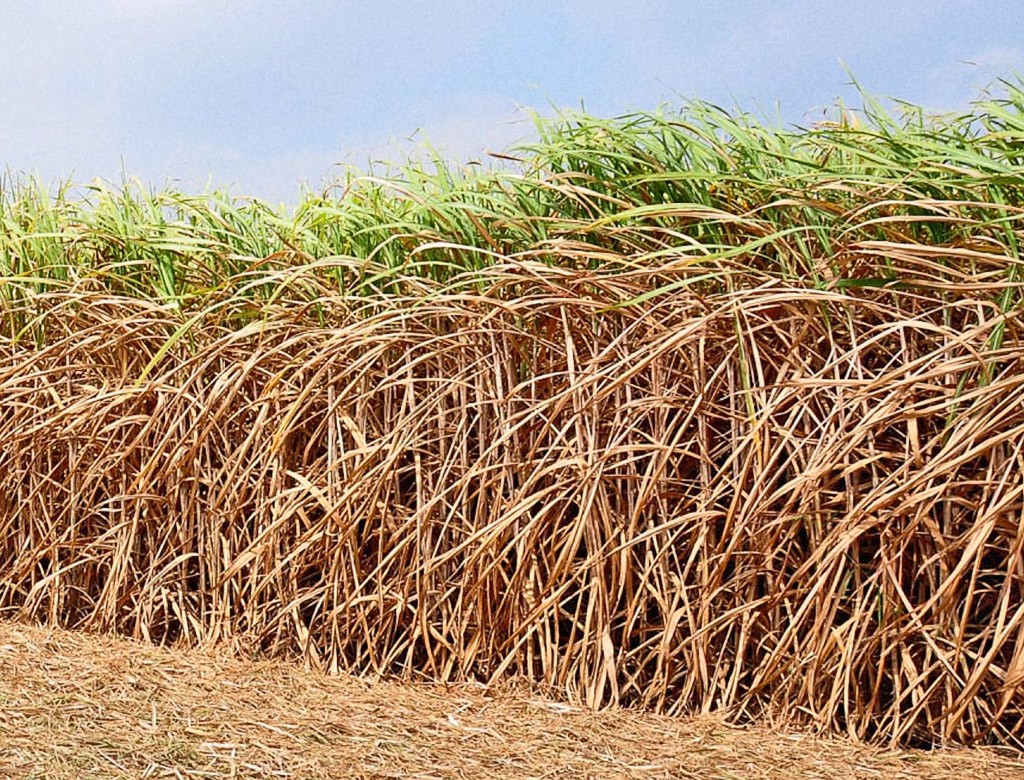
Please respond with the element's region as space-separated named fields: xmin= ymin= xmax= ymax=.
xmin=2 ymin=83 xmax=1024 ymax=747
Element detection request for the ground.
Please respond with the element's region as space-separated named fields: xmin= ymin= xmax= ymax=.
xmin=1 ymin=621 xmax=1022 ymax=779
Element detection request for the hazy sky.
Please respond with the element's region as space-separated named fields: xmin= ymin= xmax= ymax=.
xmin=2 ymin=1 xmax=1022 ymax=202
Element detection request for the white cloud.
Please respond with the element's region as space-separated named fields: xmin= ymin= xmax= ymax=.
xmin=101 ymin=0 xmax=212 ymax=12
xmin=2 ymin=1 xmax=1019 ymax=204
xmin=122 ymin=141 xmax=344 ymax=205
xmin=921 ymin=47 xmax=1024 ymax=112
xmin=62 ymin=94 xmax=536 ymax=206
xmin=0 ymin=2 xmax=520 ymax=202
xmin=372 ymin=99 xmax=535 ymax=163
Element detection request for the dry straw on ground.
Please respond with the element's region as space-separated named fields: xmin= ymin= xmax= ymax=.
xmin=3 ymin=619 xmax=1022 ymax=779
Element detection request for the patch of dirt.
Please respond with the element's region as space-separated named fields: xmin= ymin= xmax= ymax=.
xmin=0 ymin=620 xmax=1021 ymax=779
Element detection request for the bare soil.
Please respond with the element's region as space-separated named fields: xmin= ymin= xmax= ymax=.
xmin=1 ymin=620 xmax=1021 ymax=779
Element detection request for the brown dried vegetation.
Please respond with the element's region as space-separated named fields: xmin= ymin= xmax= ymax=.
xmin=2 ymin=265 xmax=1023 ymax=747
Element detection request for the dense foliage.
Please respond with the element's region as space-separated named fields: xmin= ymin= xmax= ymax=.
xmin=3 ymin=83 xmax=1024 ymax=747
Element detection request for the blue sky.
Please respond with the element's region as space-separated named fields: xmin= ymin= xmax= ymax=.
xmin=1 ymin=1 xmax=1022 ymax=203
